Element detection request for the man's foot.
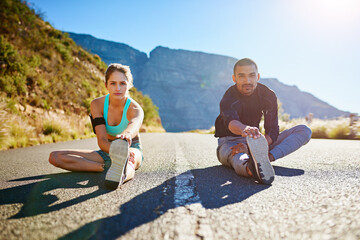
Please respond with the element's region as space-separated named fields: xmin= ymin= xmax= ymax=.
xmin=105 ymin=139 xmax=129 ymax=190
xmin=246 ymin=135 xmax=275 ymax=185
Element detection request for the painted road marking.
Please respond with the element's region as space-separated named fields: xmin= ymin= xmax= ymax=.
xmin=174 ymin=139 xmax=200 ymax=207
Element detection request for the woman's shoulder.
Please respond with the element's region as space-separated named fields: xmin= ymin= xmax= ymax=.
xmin=128 ymin=97 xmax=142 ymax=109
xmin=90 ymin=95 xmax=107 ymax=115
xmin=91 ymin=95 xmax=107 ymax=105
xmin=127 ymin=97 xmax=144 ymax=118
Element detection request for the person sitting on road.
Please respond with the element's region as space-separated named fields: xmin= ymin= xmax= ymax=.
xmin=49 ymin=63 xmax=144 ymax=190
xmin=215 ymin=58 xmax=312 ymax=185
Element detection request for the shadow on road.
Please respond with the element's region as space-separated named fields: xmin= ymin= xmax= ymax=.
xmin=0 ymin=164 xmax=304 ymax=238
xmin=0 ymin=172 xmax=109 ymax=219
xmin=59 ymin=165 xmax=304 ymax=239
xmin=273 ymin=165 xmax=305 ymax=177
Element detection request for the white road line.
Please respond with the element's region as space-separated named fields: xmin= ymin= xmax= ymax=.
xmin=173 ymin=138 xmax=214 ymax=240
xmin=174 ymin=139 xmax=200 ymax=207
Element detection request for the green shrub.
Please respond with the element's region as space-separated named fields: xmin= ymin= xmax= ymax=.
xmin=7 ymin=117 xmax=35 ymax=148
xmin=71 ymin=131 xmax=79 ymax=140
xmin=27 ymin=55 xmax=41 ymax=68
xmin=310 ymin=125 xmax=329 ymax=139
xmin=81 ymin=80 xmax=94 ymax=95
xmin=0 ymin=106 xmax=9 ymax=149
xmin=129 ymin=88 xmax=161 ymax=127
xmin=53 ymin=38 xmax=73 ymax=63
xmin=42 ymin=99 xmax=50 ymax=110
xmin=141 ymin=95 xmax=160 ymax=125
xmin=6 ymin=98 xmax=19 ymax=114
xmin=0 ymin=36 xmax=25 ymax=75
xmin=43 ymin=120 xmax=62 ymax=135
xmin=82 ymin=97 xmax=92 ymax=112
xmin=328 ymin=124 xmax=350 ymax=139
xmin=37 ymin=77 xmax=46 ymax=90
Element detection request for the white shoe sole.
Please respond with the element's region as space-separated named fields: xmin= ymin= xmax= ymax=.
xmin=105 ymin=139 xmax=129 ymax=189
xmin=246 ymin=135 xmax=275 ymax=184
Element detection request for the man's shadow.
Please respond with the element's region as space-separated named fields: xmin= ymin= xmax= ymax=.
xmin=59 ymin=165 xmax=304 ymax=240
xmin=0 ymin=171 xmax=110 ymax=219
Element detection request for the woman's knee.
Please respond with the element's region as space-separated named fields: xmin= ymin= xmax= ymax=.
xmin=49 ymin=151 xmax=60 ymax=167
xmin=49 ymin=151 xmax=71 ymax=167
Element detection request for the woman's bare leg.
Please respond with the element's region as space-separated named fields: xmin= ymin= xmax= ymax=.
xmin=123 ymin=148 xmax=142 ymax=183
xmin=48 ymin=149 xmax=105 ymax=172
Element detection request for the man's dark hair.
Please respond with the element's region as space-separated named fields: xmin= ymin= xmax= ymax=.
xmin=233 ymin=58 xmax=258 ymax=74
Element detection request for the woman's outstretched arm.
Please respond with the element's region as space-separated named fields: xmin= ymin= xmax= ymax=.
xmin=118 ymin=100 xmax=144 ymax=144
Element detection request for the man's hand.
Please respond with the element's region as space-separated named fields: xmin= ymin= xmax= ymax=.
xmin=228 ymin=120 xmax=260 ymax=138
xmin=241 ymin=126 xmax=261 ymax=138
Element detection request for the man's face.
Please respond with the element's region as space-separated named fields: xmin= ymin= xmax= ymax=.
xmin=232 ymin=64 xmax=260 ymax=96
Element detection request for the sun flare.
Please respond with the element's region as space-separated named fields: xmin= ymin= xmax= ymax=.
xmin=294 ymin=0 xmax=360 ymax=31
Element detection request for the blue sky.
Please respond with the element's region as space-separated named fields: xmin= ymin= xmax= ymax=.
xmin=29 ymin=0 xmax=360 ymax=114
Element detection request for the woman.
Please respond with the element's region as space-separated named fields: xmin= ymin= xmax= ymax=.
xmin=49 ymin=63 xmax=144 ymax=190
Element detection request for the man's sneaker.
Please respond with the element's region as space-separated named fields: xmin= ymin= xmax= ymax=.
xmin=246 ymin=135 xmax=275 ymax=185
xmin=105 ymin=139 xmax=129 ymax=190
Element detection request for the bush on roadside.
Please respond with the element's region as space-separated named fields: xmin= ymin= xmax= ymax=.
xmin=0 ymin=103 xmax=9 ymax=149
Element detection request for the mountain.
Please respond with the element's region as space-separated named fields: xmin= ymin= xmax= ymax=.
xmin=137 ymin=46 xmax=235 ymax=131
xmin=68 ymin=32 xmax=349 ymax=131
xmin=67 ymin=32 xmax=147 ymax=81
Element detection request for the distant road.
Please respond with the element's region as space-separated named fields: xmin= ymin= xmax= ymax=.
xmin=0 ymin=133 xmax=359 ymax=240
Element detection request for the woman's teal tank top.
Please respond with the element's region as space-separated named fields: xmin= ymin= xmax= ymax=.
xmin=103 ymin=94 xmax=131 ymax=136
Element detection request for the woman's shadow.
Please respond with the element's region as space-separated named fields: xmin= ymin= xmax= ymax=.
xmin=58 ymin=165 xmax=304 ymax=240
xmin=0 ymin=171 xmax=110 ymax=219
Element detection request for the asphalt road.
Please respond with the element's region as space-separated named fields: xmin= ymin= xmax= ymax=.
xmin=0 ymin=133 xmax=359 ymax=240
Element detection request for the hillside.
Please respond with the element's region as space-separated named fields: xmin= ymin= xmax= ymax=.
xmin=67 ymin=32 xmax=349 ymax=131
xmin=0 ymin=0 xmax=162 ymax=150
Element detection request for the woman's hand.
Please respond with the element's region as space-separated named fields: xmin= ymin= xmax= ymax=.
xmin=116 ymin=133 xmax=132 ymax=146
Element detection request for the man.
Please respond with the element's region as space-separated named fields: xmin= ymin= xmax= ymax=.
xmin=215 ymin=58 xmax=312 ymax=185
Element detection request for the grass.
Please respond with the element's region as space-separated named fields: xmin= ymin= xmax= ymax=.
xmin=0 ymin=102 xmax=95 ymax=150
xmin=0 ymin=104 xmax=9 ymax=149
xmin=43 ymin=120 xmax=63 ymax=135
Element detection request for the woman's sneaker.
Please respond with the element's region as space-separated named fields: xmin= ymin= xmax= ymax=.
xmin=246 ymin=135 xmax=275 ymax=185
xmin=105 ymin=139 xmax=129 ymax=190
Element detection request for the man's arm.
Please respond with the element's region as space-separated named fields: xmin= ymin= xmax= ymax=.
xmin=265 ymin=134 xmax=273 ymax=145
xmin=263 ymin=91 xmax=279 ymax=145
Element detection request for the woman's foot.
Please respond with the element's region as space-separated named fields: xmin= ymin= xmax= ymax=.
xmin=105 ymin=139 xmax=129 ymax=190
